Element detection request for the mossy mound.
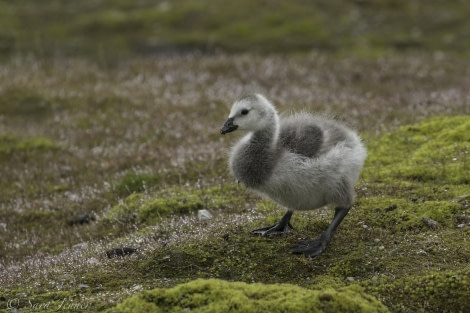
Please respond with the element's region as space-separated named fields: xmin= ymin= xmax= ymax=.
xmin=369 ymin=268 xmax=470 ymax=312
xmin=365 ymin=116 xmax=470 ymax=184
xmin=103 ymin=192 xmax=203 ymax=224
xmin=359 ymin=115 xmax=470 ymax=233
xmin=109 ymin=279 xmax=390 ymax=313
xmin=103 ymin=185 xmax=246 ymax=225
xmin=356 ymin=197 xmax=461 ymax=232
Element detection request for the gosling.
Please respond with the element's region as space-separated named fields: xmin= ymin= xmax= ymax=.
xmin=220 ymin=94 xmax=367 ymax=258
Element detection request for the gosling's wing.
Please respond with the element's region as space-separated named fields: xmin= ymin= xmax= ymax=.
xmin=279 ymin=122 xmax=323 ymax=158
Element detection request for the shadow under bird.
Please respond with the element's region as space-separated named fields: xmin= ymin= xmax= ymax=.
xmin=220 ymin=94 xmax=367 ymax=258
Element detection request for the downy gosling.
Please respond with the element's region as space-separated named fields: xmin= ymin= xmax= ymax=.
xmin=220 ymin=94 xmax=367 ymax=258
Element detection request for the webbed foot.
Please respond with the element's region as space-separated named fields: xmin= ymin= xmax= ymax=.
xmin=251 ymin=221 xmax=293 ymax=236
xmin=251 ymin=210 xmax=293 ymax=237
xmin=291 ymin=236 xmax=327 ymax=258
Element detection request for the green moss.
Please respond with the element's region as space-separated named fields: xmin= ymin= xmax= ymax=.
xmin=103 ymin=193 xmax=147 ymax=223
xmin=138 ymin=194 xmax=203 ymax=223
xmin=105 ymin=192 xmax=200 ymax=224
xmin=364 ymin=116 xmax=470 ymax=184
xmin=359 ymin=116 xmax=470 ymax=235
xmin=0 ymin=134 xmax=57 ymax=154
xmin=103 ymin=185 xmax=246 ymax=225
xmin=113 ymin=172 xmax=161 ymax=197
xmin=368 ymin=268 xmax=470 ymax=312
xmin=356 ymin=197 xmax=460 ymax=231
xmin=109 ymin=278 xmax=389 ymax=313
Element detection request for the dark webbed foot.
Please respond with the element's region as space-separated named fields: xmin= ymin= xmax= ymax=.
xmin=291 ymin=236 xmax=327 ymax=258
xmin=251 ymin=221 xmax=293 ymax=236
xmin=251 ymin=210 xmax=293 ymax=237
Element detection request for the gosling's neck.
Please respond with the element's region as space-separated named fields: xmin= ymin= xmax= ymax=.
xmin=249 ymin=114 xmax=279 ymax=150
xmin=232 ymin=118 xmax=280 ymax=188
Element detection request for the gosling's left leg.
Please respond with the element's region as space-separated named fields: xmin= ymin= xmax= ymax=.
xmin=291 ymin=206 xmax=349 ymax=258
xmin=251 ymin=210 xmax=294 ymax=236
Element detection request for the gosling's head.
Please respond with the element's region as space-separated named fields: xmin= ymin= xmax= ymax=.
xmin=220 ymin=94 xmax=277 ymax=135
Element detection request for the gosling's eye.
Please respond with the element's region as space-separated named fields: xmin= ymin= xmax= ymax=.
xmin=241 ymin=109 xmax=249 ymax=115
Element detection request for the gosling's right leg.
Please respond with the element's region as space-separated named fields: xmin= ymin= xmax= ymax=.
xmin=251 ymin=210 xmax=294 ymax=236
xmin=291 ymin=206 xmax=349 ymax=258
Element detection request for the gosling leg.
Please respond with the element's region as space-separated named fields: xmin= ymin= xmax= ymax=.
xmin=291 ymin=206 xmax=349 ymax=258
xmin=251 ymin=210 xmax=294 ymax=236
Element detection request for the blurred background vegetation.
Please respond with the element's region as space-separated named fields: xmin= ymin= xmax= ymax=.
xmin=1 ymin=0 xmax=469 ymax=60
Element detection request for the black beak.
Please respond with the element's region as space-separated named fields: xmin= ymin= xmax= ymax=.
xmin=220 ymin=117 xmax=238 ymax=135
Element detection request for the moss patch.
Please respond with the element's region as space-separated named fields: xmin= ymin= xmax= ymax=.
xmin=368 ymin=268 xmax=470 ymax=312
xmin=364 ymin=116 xmax=470 ymax=184
xmin=0 ymin=134 xmax=57 ymax=155
xmin=356 ymin=197 xmax=461 ymax=232
xmin=109 ymin=278 xmax=390 ymax=313
xmin=112 ymin=172 xmax=162 ymax=197
xmin=103 ymin=184 xmax=247 ymax=225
